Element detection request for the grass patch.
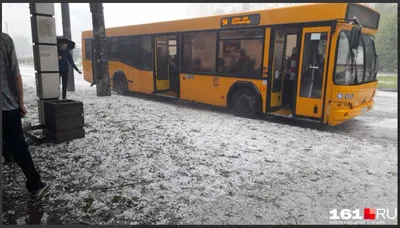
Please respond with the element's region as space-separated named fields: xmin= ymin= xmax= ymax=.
xmin=377 ymin=75 xmax=397 ymax=90
xmin=83 ymin=196 xmax=94 ymax=213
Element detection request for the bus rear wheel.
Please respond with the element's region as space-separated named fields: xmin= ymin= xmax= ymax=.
xmin=232 ymin=88 xmax=260 ymax=118
xmin=114 ymin=75 xmax=128 ymax=95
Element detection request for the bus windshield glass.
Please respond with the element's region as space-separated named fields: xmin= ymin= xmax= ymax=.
xmin=334 ymin=31 xmax=377 ymax=85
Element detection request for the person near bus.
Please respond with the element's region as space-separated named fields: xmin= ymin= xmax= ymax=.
xmin=1 ymin=32 xmax=49 ymax=198
xmin=237 ymin=49 xmax=253 ymax=75
xmin=284 ymin=47 xmax=298 ymax=108
xmin=168 ymin=55 xmax=179 ymax=92
xmin=58 ymin=40 xmax=82 ymax=99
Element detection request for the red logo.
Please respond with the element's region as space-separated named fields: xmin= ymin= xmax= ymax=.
xmin=364 ymin=208 xmax=376 ymax=220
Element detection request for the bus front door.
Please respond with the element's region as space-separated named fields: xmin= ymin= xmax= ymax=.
xmin=295 ymin=27 xmax=330 ymax=120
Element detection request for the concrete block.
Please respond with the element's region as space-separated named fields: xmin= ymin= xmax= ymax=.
xmin=30 ymin=3 xmax=55 ymax=16
xmin=45 ymin=114 xmax=84 ymax=132
xmin=37 ymin=100 xmax=45 ymax=125
xmin=31 ymin=15 xmax=57 ymax=44
xmin=44 ymin=128 xmax=85 ymax=144
xmin=36 ymin=73 xmax=60 ymax=99
xmin=33 ymin=44 xmax=59 ymax=72
xmin=43 ymin=99 xmax=84 ymax=117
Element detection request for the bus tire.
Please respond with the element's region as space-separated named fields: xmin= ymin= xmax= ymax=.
xmin=113 ymin=73 xmax=128 ymax=95
xmin=232 ymin=87 xmax=260 ymax=119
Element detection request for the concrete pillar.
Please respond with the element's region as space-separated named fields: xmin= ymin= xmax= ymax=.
xmin=61 ymin=3 xmax=75 ymax=92
xmin=30 ymin=3 xmax=60 ymax=125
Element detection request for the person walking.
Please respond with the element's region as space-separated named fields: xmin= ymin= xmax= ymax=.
xmin=58 ymin=39 xmax=82 ymax=99
xmin=1 ymin=32 xmax=49 ymax=198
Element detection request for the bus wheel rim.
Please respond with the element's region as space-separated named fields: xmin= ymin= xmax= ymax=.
xmin=118 ymin=79 xmax=125 ymax=92
xmin=236 ymin=94 xmax=253 ymax=114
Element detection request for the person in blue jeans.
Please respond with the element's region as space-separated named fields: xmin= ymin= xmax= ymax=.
xmin=58 ymin=39 xmax=82 ymax=99
xmin=1 ymin=32 xmax=49 ymax=198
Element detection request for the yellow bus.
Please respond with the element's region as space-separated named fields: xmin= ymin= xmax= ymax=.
xmin=82 ymin=3 xmax=380 ymax=126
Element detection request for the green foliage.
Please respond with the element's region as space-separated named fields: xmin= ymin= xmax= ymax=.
xmin=372 ymin=3 xmax=398 ymax=72
xmin=83 ymin=196 xmax=94 ymax=213
xmin=377 ymin=75 xmax=398 ymax=90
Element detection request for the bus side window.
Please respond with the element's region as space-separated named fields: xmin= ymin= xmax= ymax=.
xmin=182 ymin=31 xmax=217 ymax=74
xmin=217 ymin=28 xmax=263 ymax=77
xmin=85 ymin=39 xmax=92 ymax=59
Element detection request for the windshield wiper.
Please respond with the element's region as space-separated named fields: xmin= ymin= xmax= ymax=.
xmin=351 ymin=49 xmax=358 ymax=85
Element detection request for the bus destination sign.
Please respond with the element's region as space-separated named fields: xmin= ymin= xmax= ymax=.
xmin=221 ymin=14 xmax=260 ymax=27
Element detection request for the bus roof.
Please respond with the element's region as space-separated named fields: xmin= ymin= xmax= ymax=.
xmin=82 ymin=3 xmax=378 ymax=38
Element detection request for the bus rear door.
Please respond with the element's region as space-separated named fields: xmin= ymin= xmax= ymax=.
xmin=154 ymin=35 xmax=179 ymax=95
xmin=154 ymin=36 xmax=170 ymax=92
xmin=267 ymin=28 xmax=285 ymax=111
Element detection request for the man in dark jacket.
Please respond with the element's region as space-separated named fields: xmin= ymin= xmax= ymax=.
xmin=1 ymin=32 xmax=49 ymax=198
xmin=58 ymin=40 xmax=82 ymax=99
xmin=283 ymin=47 xmax=298 ymax=108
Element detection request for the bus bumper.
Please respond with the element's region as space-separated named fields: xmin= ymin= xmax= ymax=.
xmin=328 ymin=100 xmax=374 ymax=126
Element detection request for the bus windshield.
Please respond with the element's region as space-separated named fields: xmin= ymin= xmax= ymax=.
xmin=334 ymin=31 xmax=378 ymax=85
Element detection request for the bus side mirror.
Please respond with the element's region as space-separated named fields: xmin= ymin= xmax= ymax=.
xmin=350 ymin=27 xmax=361 ymax=49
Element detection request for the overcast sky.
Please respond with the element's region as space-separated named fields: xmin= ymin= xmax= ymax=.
xmin=2 ymin=3 xmax=189 ymax=37
xmin=55 ymin=3 xmax=189 ymax=28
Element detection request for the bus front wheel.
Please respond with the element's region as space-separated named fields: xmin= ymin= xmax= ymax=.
xmin=113 ymin=74 xmax=128 ymax=95
xmin=232 ymin=88 xmax=260 ymax=119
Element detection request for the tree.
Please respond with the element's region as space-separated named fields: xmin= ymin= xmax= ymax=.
xmin=372 ymin=3 xmax=398 ymax=72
